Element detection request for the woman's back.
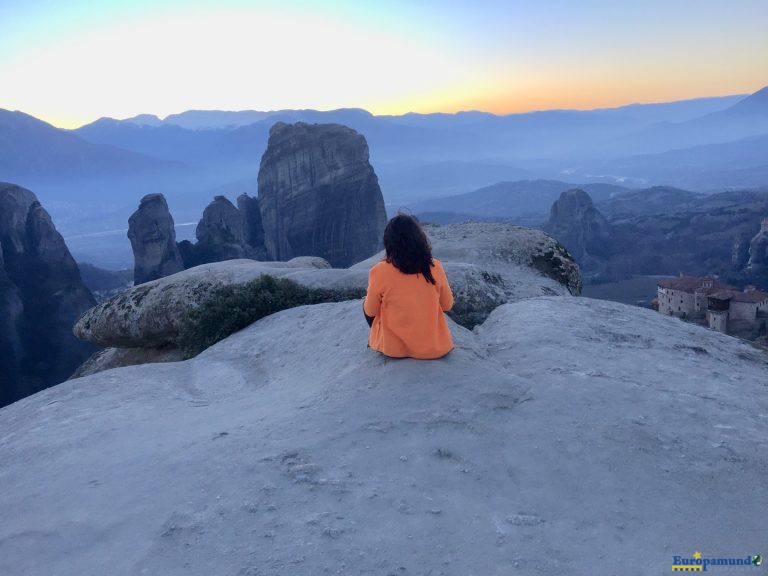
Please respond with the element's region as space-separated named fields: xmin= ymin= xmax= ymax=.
xmin=364 ymin=257 xmax=454 ymax=359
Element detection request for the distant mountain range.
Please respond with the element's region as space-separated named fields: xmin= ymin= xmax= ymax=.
xmin=0 ymin=109 xmax=180 ymax=183
xmin=407 ymin=178 xmax=768 ymax=258
xmin=418 ymin=180 xmax=768 ymax=288
xmin=618 ymin=87 xmax=768 ymax=154
xmin=582 ymin=134 xmax=768 ymax=190
xmin=83 ymin=93 xmax=747 ymax=131
xmin=1 ymin=87 xmax=767 ymax=267
xmin=67 ymin=89 xmax=767 ymax=186
xmin=406 ymin=180 xmax=635 ymax=224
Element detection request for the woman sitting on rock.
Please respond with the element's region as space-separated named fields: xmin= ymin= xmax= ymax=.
xmin=363 ymin=213 xmax=454 ymax=359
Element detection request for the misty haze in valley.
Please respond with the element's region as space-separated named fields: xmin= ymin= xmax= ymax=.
xmin=3 ymin=88 xmax=767 ymax=269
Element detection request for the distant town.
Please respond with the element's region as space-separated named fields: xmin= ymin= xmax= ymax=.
xmin=654 ymin=275 xmax=768 ymax=343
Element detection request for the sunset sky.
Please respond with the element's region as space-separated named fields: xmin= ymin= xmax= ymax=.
xmin=1 ymin=0 xmax=766 ymax=128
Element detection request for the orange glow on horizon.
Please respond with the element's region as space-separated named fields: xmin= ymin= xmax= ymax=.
xmin=367 ymin=80 xmax=763 ymax=118
xmin=3 ymin=1 xmax=766 ymax=129
xmin=26 ymin=80 xmax=765 ymax=130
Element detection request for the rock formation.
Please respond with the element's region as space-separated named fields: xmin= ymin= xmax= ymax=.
xmin=731 ymin=232 xmax=752 ymax=270
xmin=73 ymin=256 xmax=334 ymax=349
xmin=73 ymin=222 xmax=578 ymax=374
xmin=0 ymin=182 xmax=96 ymax=406
xmin=747 ymin=217 xmax=768 ymax=271
xmin=70 ymin=344 xmax=186 ymax=379
xmin=126 ymin=122 xmax=386 ymax=279
xmin=544 ymin=188 xmax=613 ymax=265
xmin=127 ymin=193 xmax=184 ymax=285
xmin=354 ymin=221 xmax=581 ymax=324
xmin=195 ymin=195 xmax=247 ymax=258
xmin=724 ymin=217 xmax=768 ymax=289
xmin=424 ymin=221 xmax=582 ymax=296
xmin=257 ymin=122 xmax=387 ymax=267
xmin=0 ymin=239 xmax=24 ymax=404
xmin=177 ymin=195 xmax=267 ymax=269
xmin=237 ymin=193 xmax=267 ymax=260
xmin=4 ymin=295 xmax=767 ymax=574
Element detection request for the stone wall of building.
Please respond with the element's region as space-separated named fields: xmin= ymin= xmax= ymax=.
xmin=730 ymin=299 xmax=768 ymax=322
xmin=707 ymin=310 xmax=728 ymax=333
xmin=658 ymin=287 xmax=698 ymax=318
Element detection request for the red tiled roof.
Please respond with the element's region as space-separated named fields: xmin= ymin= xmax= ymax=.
xmin=657 ymin=276 xmax=733 ymax=294
xmin=706 ymin=288 xmax=768 ymax=304
xmin=708 ymin=290 xmax=733 ymax=300
xmin=730 ymin=290 xmax=768 ymax=304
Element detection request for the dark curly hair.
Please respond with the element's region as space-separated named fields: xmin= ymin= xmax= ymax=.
xmin=383 ymin=213 xmax=436 ymax=284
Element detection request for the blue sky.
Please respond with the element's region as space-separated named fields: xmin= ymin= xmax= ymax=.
xmin=1 ymin=0 xmax=766 ymax=127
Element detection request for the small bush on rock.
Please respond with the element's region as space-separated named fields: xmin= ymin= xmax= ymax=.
xmin=176 ymin=275 xmax=366 ymax=357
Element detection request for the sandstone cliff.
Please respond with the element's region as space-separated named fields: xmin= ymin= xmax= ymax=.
xmin=127 ymin=193 xmax=184 ymax=285
xmin=0 ymin=239 xmax=24 ymax=403
xmin=727 ymin=216 xmax=768 ymax=288
xmin=747 ymin=218 xmax=768 ymax=271
xmin=237 ymin=193 xmax=267 ymax=260
xmin=257 ymin=122 xmax=387 ymax=267
xmin=178 ymin=195 xmax=267 ymax=268
xmin=127 ymin=122 xmax=385 ymax=279
xmin=544 ymin=188 xmax=613 ymax=266
xmin=0 ymin=182 xmax=96 ymax=406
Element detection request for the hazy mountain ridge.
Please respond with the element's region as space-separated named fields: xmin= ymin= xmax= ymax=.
xmin=410 ymin=179 xmax=767 ymax=224
xmin=413 ymin=180 xmax=768 ymax=285
xmin=2 ymin=87 xmax=767 ymax=267
xmin=584 ymin=134 xmax=768 ymax=190
xmin=595 ymin=186 xmax=705 ymax=219
xmin=0 ymin=109 xmax=183 ymax=181
xmin=77 ymin=93 xmax=747 ymax=131
xmin=69 ymin=91 xmax=765 ymax=171
xmin=407 ymin=179 xmax=635 ymax=222
xmin=614 ymin=87 xmax=768 ymax=156
xmin=559 ymin=188 xmax=768 ymax=284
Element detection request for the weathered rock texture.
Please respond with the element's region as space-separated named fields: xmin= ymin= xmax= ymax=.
xmin=0 ymin=182 xmax=96 ymax=406
xmin=196 ymin=196 xmax=247 ymax=251
xmin=3 ymin=296 xmax=767 ymax=575
xmin=73 ymin=222 xmax=579 ymax=364
xmin=69 ymin=344 xmax=186 ymax=379
xmin=127 ymin=193 xmax=184 ymax=285
xmin=747 ymin=217 xmax=768 ymax=271
xmin=725 ymin=216 xmax=768 ymax=289
xmin=126 ymin=122 xmax=384 ymax=279
xmin=732 ymin=232 xmax=752 ymax=270
xmin=73 ymin=256 xmax=334 ymax=348
xmin=354 ymin=222 xmax=581 ymax=326
xmin=544 ymin=188 xmax=613 ymax=266
xmin=426 ymin=221 xmax=582 ymax=297
xmin=177 ymin=195 xmax=268 ymax=269
xmin=237 ymin=193 xmax=267 ymax=260
xmin=0 ymin=239 xmax=24 ymax=404
xmin=257 ymin=122 xmax=387 ymax=267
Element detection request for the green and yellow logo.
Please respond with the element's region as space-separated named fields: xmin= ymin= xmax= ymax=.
xmin=672 ymin=551 xmax=763 ymax=571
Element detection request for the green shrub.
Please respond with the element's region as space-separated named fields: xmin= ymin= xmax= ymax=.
xmin=176 ymin=274 xmax=366 ymax=357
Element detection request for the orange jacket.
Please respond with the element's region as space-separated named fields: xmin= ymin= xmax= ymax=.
xmin=363 ymin=257 xmax=454 ymax=359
